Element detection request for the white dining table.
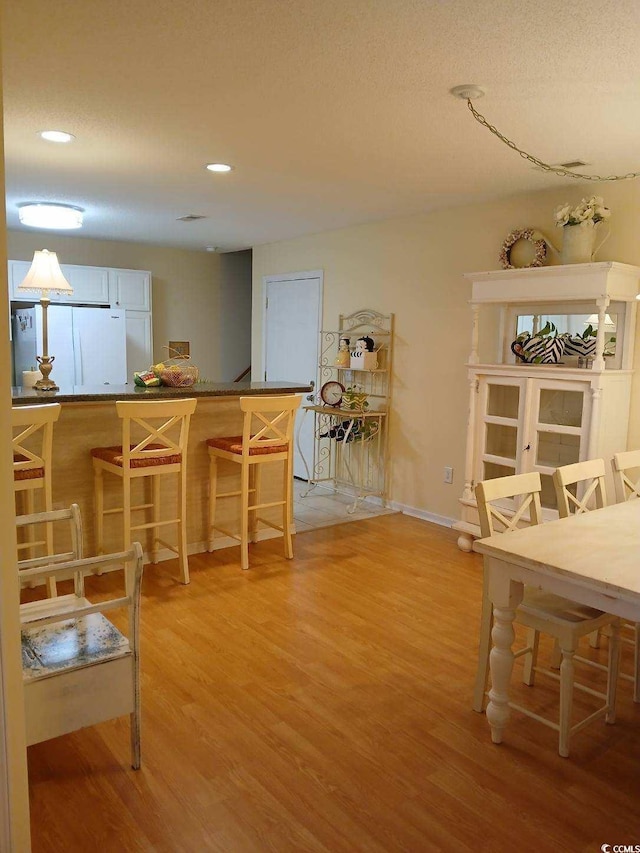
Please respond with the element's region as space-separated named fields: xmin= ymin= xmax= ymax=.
xmin=474 ymin=500 xmax=640 ymax=746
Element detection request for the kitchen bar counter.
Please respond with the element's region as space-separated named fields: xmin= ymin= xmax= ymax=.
xmin=13 ymin=381 xmax=311 ymax=574
xmin=11 ymin=380 xmax=311 ymax=405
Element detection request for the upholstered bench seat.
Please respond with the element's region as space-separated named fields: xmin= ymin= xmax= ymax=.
xmin=22 ymin=596 xmax=129 ymax=679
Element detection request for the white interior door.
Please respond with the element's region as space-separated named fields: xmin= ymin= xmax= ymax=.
xmin=264 ymin=273 xmax=322 ymax=479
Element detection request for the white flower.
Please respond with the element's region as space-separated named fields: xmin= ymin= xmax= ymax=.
xmin=554 ymin=204 xmax=572 ymax=227
xmin=554 ymin=196 xmax=610 ymax=227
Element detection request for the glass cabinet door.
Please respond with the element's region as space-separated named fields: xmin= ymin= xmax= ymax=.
xmin=529 ymin=379 xmax=589 ymax=510
xmin=476 ymin=378 xmax=525 ymax=485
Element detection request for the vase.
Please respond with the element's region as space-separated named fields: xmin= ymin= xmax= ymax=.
xmin=561 ymin=223 xmax=610 ymax=264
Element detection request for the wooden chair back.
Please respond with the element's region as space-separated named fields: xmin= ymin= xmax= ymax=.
xmin=12 ymin=403 xmax=61 ymax=485
xmin=612 ymin=449 xmax=640 ymax=502
xmin=553 ymin=459 xmax=607 ymax=518
xmin=17 ymin=504 xmax=84 ymax=595
xmin=239 ymin=395 xmax=302 ymax=459
xmin=475 ymin=472 xmax=543 ymax=538
xmin=115 ymin=398 xmax=197 ymax=468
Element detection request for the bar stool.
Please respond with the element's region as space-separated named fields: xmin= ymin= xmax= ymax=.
xmin=13 ymin=403 xmax=61 ymax=596
xmin=91 ymin=398 xmax=197 ymax=584
xmin=206 ymin=394 xmax=301 ymax=570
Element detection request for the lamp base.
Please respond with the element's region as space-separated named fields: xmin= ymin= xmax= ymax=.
xmin=35 ymin=355 xmax=58 ymax=391
xmin=34 ymin=378 xmax=59 ymax=391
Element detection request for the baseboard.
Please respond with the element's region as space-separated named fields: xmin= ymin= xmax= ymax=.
xmin=387 ymin=500 xmax=456 ymax=529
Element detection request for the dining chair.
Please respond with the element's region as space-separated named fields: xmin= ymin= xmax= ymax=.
xmin=18 ymin=508 xmax=144 ymax=769
xmin=91 ymin=398 xmax=197 ymax=584
xmin=475 ymin=471 xmax=620 ymax=757
xmin=206 ymin=394 xmax=301 ymax=570
xmin=611 ymin=450 xmax=640 ymax=702
xmin=553 ymin=458 xmax=607 ymax=517
xmin=612 ymin=449 xmax=640 ymax=503
xmin=12 ymin=403 xmax=62 ymax=596
xmin=553 ymin=458 xmax=611 ymax=655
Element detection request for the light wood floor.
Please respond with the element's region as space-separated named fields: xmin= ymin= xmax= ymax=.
xmin=26 ymin=514 xmax=640 ymax=852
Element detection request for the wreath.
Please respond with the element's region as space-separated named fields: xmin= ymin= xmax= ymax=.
xmin=499 ymin=228 xmax=547 ymax=270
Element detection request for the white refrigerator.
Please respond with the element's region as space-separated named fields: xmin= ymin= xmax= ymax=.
xmin=12 ymin=305 xmax=127 ymax=387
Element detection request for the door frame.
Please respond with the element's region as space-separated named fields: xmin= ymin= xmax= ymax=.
xmin=262 ymin=270 xmax=323 ymax=480
xmin=261 ymin=269 xmax=323 ymax=385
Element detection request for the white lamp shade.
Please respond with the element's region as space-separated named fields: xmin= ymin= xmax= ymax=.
xmin=585 ymin=313 xmax=616 ymax=331
xmin=17 ymin=249 xmax=73 ymax=294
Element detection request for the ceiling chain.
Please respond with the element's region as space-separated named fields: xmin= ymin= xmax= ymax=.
xmin=466 ymin=98 xmax=640 ymax=182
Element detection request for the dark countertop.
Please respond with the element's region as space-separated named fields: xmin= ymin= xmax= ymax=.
xmin=11 ymin=380 xmax=312 ymax=405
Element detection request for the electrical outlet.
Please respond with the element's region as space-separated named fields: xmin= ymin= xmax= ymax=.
xmin=443 ymin=466 xmax=454 ymax=484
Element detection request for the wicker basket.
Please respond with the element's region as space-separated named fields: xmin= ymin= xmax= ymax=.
xmin=155 ymin=348 xmax=199 ymax=387
xmin=159 ymin=364 xmax=199 ymax=387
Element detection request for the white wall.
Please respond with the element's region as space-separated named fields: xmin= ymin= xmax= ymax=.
xmin=252 ymin=180 xmax=640 ymax=522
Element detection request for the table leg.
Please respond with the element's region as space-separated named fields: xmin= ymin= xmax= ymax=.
xmin=485 ymin=560 xmax=524 ymax=745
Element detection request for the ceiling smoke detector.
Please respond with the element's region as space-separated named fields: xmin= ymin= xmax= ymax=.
xmin=176 ymin=214 xmax=207 ymax=222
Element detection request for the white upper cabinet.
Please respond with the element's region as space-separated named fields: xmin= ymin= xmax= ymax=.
xmin=62 ymin=265 xmax=111 ymax=304
xmin=9 ymin=261 xmax=151 ymax=310
xmin=108 ymin=269 xmax=151 ymax=311
xmin=9 ymin=260 xmax=110 ymax=304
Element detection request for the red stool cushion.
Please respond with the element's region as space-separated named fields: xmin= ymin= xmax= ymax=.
xmin=206 ymin=436 xmax=287 ymax=456
xmin=13 ymin=453 xmax=44 ymax=481
xmin=90 ymin=444 xmax=182 ymax=468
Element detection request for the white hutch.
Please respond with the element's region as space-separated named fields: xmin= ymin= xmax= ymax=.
xmin=453 ymin=261 xmax=640 ymax=552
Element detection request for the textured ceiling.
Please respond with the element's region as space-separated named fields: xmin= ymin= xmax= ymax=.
xmin=3 ymin=0 xmax=640 ymax=251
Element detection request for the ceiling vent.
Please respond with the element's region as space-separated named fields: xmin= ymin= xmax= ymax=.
xmin=533 ymin=160 xmax=590 ymax=172
xmin=176 ymin=214 xmax=207 ymax=222
xmin=559 ymin=160 xmax=589 ymax=170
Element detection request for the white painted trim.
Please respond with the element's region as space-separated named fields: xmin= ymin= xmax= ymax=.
xmin=387 ymin=500 xmax=456 ymax=529
xmin=0 ymin=140 xmax=32 ymax=848
xmin=261 ymin=270 xmax=324 ymax=384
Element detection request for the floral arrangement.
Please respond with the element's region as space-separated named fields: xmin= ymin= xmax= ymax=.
xmin=554 ymin=196 xmax=611 ymax=228
xmin=499 ymin=228 xmax=547 ymax=270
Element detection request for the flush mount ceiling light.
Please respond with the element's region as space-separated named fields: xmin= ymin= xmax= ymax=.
xmin=450 ymin=84 xmax=640 ymax=182
xmin=38 ymin=130 xmax=75 ymax=143
xmin=205 ymin=163 xmax=233 ymax=172
xmin=18 ymin=203 xmax=84 ymax=230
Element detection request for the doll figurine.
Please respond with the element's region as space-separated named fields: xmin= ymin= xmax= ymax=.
xmin=335 ymin=337 xmax=350 ymax=367
xmin=350 ymin=335 xmax=378 ymax=370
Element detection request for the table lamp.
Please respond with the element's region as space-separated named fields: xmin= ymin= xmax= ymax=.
xmin=17 ymin=249 xmax=73 ymax=391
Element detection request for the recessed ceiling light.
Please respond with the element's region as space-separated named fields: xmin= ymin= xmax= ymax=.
xmin=206 ymin=163 xmax=233 ymax=173
xmin=205 ymin=246 xmax=218 ymax=252
xmin=18 ymin=203 xmax=84 ymax=230
xmin=38 ymin=130 xmax=75 ymax=143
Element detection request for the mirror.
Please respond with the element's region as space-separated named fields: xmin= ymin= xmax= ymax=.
xmin=515 ymin=312 xmax=618 ymax=362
